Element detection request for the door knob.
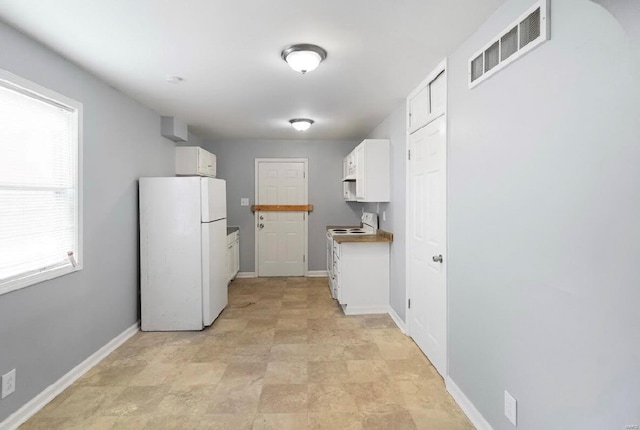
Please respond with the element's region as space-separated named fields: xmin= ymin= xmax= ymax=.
xmin=432 ymin=254 xmax=443 ymax=263
xmin=258 ymin=223 xmax=264 ymax=229
xmin=259 ymin=215 xmax=264 ymax=220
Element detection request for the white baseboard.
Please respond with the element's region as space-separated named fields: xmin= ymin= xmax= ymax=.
xmin=388 ymin=306 xmax=407 ymax=334
xmin=307 ymin=270 xmax=327 ymax=278
xmin=0 ymin=322 xmax=140 ymax=430
xmin=342 ymin=305 xmax=391 ymax=315
xmin=446 ymin=376 xmax=494 ymax=430
xmin=236 ymin=272 xmax=328 ymax=278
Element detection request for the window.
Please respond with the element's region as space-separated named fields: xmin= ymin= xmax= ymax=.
xmin=0 ymin=69 xmax=82 ymax=295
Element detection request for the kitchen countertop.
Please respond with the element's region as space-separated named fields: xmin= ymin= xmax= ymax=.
xmin=227 ymin=226 xmax=239 ymax=235
xmin=326 ymin=226 xmax=393 ymax=243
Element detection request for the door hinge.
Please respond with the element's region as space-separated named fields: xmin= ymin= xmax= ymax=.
xmin=303 ymin=171 xmax=306 ymax=179
xmin=303 ymin=212 xmax=306 ymax=220
xmin=303 ymin=254 xmax=306 ymax=262
xmin=408 ymin=150 xmax=411 ymax=160
xmin=408 ymin=298 xmax=411 ymax=309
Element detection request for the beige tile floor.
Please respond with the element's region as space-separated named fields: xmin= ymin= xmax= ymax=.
xmin=20 ymin=277 xmax=473 ymax=430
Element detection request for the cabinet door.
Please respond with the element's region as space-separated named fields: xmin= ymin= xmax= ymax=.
xmin=355 ymin=145 xmax=365 ymax=199
xmin=227 ymin=242 xmax=233 ymax=282
xmin=198 ymin=149 xmax=216 ymax=177
xmin=227 ymin=244 xmax=233 ymax=282
xmin=326 ymin=236 xmax=332 ymax=273
xmin=233 ymin=239 xmax=240 ymax=275
xmin=333 ymin=245 xmax=342 ymax=303
xmin=348 ymin=152 xmax=356 ymax=177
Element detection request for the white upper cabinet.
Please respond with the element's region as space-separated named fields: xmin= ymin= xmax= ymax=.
xmin=408 ymin=70 xmax=446 ymax=134
xmin=342 ymin=139 xmax=390 ymax=202
xmin=176 ymin=146 xmax=217 ymax=177
xmin=343 ymin=155 xmax=356 ymax=201
xmin=354 ymin=144 xmax=366 ymax=200
xmin=344 ymin=152 xmax=356 ymax=180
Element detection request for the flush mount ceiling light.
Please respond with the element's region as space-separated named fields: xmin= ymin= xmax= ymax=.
xmin=281 ymin=44 xmax=327 ymax=74
xmin=166 ymin=75 xmax=184 ymax=84
xmin=289 ymin=118 xmax=314 ymax=131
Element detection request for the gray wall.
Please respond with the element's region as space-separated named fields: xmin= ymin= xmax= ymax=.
xmin=363 ymin=102 xmax=408 ymax=321
xmin=203 ymin=139 xmax=361 ymax=273
xmin=185 ymin=132 xmax=204 ymax=148
xmin=0 ymin=21 xmax=180 ymax=421
xmin=447 ymin=0 xmax=640 ymax=428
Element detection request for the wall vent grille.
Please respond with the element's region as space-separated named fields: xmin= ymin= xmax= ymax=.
xmin=469 ymin=0 xmax=549 ymax=88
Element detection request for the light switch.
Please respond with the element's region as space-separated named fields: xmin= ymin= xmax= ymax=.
xmin=504 ymin=390 xmax=517 ymax=426
xmin=240 ymin=198 xmax=249 ymax=206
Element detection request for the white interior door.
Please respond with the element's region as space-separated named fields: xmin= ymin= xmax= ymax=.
xmin=256 ymin=159 xmax=307 ymax=277
xmin=407 ymin=63 xmax=447 ymax=377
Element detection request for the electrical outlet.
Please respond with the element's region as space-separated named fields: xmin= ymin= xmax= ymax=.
xmin=382 ymin=211 xmax=387 ymax=221
xmin=504 ymin=390 xmax=517 ymax=426
xmin=2 ymin=369 xmax=16 ymax=399
xmin=240 ymin=198 xmax=249 ymax=206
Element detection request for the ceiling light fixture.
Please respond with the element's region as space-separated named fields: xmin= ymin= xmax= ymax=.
xmin=281 ymin=44 xmax=327 ymax=74
xmin=289 ymin=118 xmax=314 ymax=131
xmin=166 ymin=75 xmax=184 ymax=84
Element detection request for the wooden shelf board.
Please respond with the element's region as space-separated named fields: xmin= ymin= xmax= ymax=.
xmin=251 ymin=204 xmax=314 ymax=212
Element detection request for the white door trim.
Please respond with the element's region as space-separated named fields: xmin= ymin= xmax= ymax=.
xmin=405 ymin=58 xmax=449 ymax=375
xmin=254 ymin=158 xmax=309 ymax=277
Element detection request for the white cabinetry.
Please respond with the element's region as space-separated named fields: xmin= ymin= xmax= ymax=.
xmin=342 ymin=152 xmax=357 ymax=201
xmin=354 ymin=144 xmax=366 ymax=200
xmin=332 ymin=240 xmax=389 ymax=315
xmin=326 ymin=232 xmax=336 ymax=297
xmin=227 ymin=229 xmax=239 ymax=283
xmin=176 ymin=146 xmax=217 ymax=177
xmin=342 ymin=139 xmax=390 ymax=202
xmin=344 ymin=152 xmax=356 ymax=180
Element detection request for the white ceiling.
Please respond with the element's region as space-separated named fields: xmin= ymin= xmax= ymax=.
xmin=0 ymin=0 xmax=505 ymax=142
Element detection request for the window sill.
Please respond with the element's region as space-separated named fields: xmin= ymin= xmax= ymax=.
xmin=0 ymin=264 xmax=82 ymax=296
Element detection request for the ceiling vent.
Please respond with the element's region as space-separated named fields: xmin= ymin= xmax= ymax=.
xmin=469 ymin=0 xmax=549 ymax=88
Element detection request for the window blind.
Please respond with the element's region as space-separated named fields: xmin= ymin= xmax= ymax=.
xmin=0 ymin=81 xmax=79 ymax=284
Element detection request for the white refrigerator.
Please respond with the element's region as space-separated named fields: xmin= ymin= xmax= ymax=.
xmin=139 ymin=177 xmax=227 ymax=331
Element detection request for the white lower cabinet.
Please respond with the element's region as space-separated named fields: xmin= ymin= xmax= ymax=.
xmin=332 ymin=241 xmax=389 ymax=315
xmin=227 ymin=230 xmax=239 ymax=283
